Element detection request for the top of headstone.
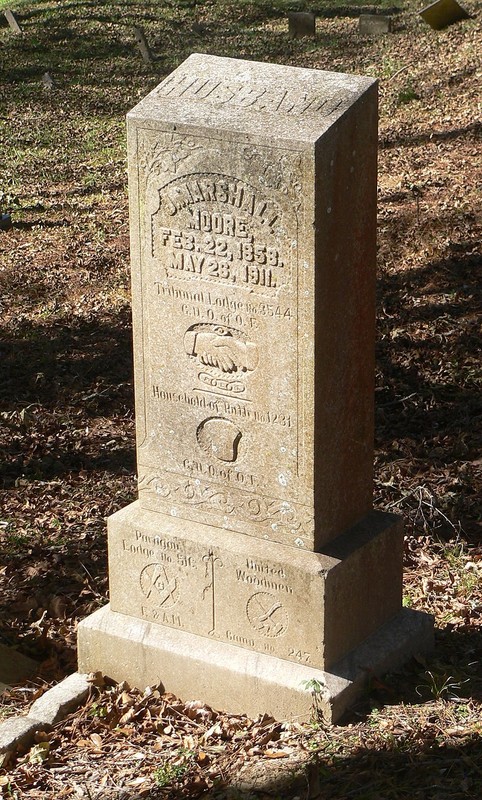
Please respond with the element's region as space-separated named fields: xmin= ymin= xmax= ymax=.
xmin=128 ymin=54 xmax=376 ymax=145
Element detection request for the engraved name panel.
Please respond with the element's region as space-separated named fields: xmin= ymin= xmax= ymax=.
xmin=134 ymin=131 xmax=312 ymax=547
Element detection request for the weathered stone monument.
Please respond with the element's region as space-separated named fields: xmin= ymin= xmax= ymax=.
xmin=359 ymin=14 xmax=393 ymax=35
xmin=133 ymin=26 xmax=154 ymax=64
xmin=78 ymin=54 xmax=433 ymax=721
xmin=288 ymin=11 xmax=316 ymax=38
xmin=419 ymin=0 xmax=470 ymax=29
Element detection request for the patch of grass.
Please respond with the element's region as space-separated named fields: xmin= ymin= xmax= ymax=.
xmin=396 ymin=81 xmax=420 ymax=105
xmin=417 ymin=669 xmax=469 ymax=701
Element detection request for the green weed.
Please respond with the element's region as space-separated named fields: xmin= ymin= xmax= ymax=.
xmin=88 ymin=702 xmax=108 ymax=718
xmin=417 ymin=669 xmax=468 ymax=701
xmin=153 ymin=748 xmax=194 ymax=786
xmin=396 ymin=82 xmax=420 ymax=106
xmin=301 ymin=678 xmax=326 ymax=724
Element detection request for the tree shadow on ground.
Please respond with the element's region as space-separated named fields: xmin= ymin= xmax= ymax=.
xmin=0 ymin=310 xmax=135 ymax=487
xmin=374 ymin=206 xmax=481 ymax=540
xmin=207 ymin=629 xmax=482 ymax=799
xmin=233 ymin=734 xmax=482 ymax=800
xmin=380 ymin=121 xmax=482 ymax=149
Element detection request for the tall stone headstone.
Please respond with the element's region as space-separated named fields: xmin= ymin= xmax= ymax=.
xmin=78 ymin=54 xmax=433 ymax=722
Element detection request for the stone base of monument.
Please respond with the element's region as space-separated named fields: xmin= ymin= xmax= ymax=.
xmin=78 ymin=502 xmax=434 ymax=722
xmin=78 ymin=604 xmax=432 ymax=723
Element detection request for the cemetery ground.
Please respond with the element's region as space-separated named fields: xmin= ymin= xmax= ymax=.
xmin=0 ymin=0 xmax=481 ymax=797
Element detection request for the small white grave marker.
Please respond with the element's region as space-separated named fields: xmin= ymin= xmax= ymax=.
xmin=133 ymin=26 xmax=154 ymax=64
xmin=4 ymin=9 xmax=22 ymax=34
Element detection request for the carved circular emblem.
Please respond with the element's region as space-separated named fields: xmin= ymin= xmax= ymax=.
xmin=246 ymin=592 xmax=289 ymax=638
xmin=196 ymin=416 xmax=242 ymax=463
xmin=140 ymin=563 xmax=179 ymax=608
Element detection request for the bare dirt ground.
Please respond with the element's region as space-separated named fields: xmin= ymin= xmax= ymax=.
xmin=0 ymin=0 xmax=481 ymax=797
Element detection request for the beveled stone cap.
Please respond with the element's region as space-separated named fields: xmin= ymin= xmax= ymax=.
xmin=127 ymin=53 xmax=377 ymax=144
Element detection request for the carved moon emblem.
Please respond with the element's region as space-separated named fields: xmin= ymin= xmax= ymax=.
xmin=196 ymin=417 xmax=242 ymax=463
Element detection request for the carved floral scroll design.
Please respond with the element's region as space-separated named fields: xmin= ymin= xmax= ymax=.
xmin=242 ymin=147 xmax=303 ymax=206
xmin=138 ymin=131 xmax=203 ymax=180
xmin=138 ymin=471 xmax=314 ymax=536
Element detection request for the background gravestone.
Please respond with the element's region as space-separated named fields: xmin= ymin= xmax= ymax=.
xmin=4 ymin=9 xmax=22 ymax=34
xmin=419 ymin=0 xmax=470 ymax=28
xmin=359 ymin=14 xmax=393 ymax=35
xmin=133 ymin=26 xmax=154 ymax=64
xmin=288 ymin=11 xmax=316 ymax=38
xmin=0 ymin=643 xmax=37 ymax=693
xmin=78 ymin=54 xmax=433 ymax=722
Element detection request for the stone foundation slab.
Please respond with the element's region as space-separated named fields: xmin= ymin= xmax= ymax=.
xmin=78 ymin=604 xmax=433 ymax=723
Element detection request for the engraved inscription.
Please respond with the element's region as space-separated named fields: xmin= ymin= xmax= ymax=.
xmin=134 ymin=530 xmax=182 ymax=552
xmin=124 ymin=530 xmax=196 ymax=568
xmin=226 ymin=630 xmax=255 ymax=647
xmin=245 ymin=558 xmax=287 ymax=578
xmin=151 ymin=388 xmax=292 ymax=428
xmin=156 ymin=175 xmax=279 ymax=226
xmin=156 ymin=72 xmax=353 ymax=117
xmin=154 ymin=283 xmax=293 ymax=322
xmin=141 ymin=607 xmax=183 ymax=627
xmin=138 ymin=469 xmax=313 ymax=541
xmin=184 ymin=459 xmax=257 ymax=489
xmin=246 ymin=592 xmax=289 ymax=637
xmin=185 ymin=322 xmax=258 ymax=401
xmin=138 ymin=131 xmax=203 ymax=179
xmin=136 ymin=131 xmax=304 ymax=540
xmin=288 ymin=647 xmax=312 ymax=664
xmin=139 ymin=563 xmax=179 ymax=608
xmin=236 ymin=566 xmax=294 ymax=594
xmin=115 ymin=525 xmax=323 ymax=666
xmin=151 ymin=174 xmax=289 ymax=292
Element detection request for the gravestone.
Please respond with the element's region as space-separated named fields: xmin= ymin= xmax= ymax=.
xmin=0 ymin=214 xmax=12 ymax=232
xmin=288 ymin=11 xmax=316 ymax=38
xmin=4 ymin=9 xmax=22 ymax=34
xmin=359 ymin=14 xmax=393 ymax=35
xmin=78 ymin=54 xmax=433 ymax=722
xmin=42 ymin=72 xmax=55 ymax=89
xmin=133 ymin=26 xmax=154 ymax=64
xmin=419 ymin=0 xmax=470 ymax=29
